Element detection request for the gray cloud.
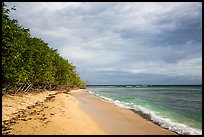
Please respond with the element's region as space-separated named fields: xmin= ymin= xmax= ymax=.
xmin=6 ymin=2 xmax=202 ymax=85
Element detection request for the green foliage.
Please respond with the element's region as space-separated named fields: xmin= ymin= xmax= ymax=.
xmin=2 ymin=3 xmax=86 ymax=93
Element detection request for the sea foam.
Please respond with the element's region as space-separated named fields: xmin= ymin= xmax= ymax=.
xmin=87 ymin=90 xmax=202 ymax=135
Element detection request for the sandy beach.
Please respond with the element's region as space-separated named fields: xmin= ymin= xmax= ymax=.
xmin=2 ymin=89 xmax=177 ymax=135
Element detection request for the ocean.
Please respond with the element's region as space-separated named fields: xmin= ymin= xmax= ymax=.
xmin=86 ymin=85 xmax=202 ymax=135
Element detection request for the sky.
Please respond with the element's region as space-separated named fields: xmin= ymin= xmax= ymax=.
xmin=5 ymin=2 xmax=202 ymax=85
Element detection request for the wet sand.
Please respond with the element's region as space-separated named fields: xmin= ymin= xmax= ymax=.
xmin=2 ymin=89 xmax=177 ymax=135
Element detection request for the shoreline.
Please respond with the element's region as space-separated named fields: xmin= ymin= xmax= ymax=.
xmin=2 ymin=89 xmax=177 ymax=135
xmin=86 ymin=88 xmax=202 ymax=135
xmin=72 ymin=89 xmax=177 ymax=135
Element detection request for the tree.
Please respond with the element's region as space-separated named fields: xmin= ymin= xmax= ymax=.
xmin=2 ymin=3 xmax=85 ymax=94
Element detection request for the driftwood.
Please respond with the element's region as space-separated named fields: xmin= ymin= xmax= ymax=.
xmin=2 ymin=82 xmax=75 ymax=96
xmin=16 ymin=84 xmax=24 ymax=93
xmin=24 ymin=84 xmax=33 ymax=92
xmin=21 ymin=84 xmax=27 ymax=92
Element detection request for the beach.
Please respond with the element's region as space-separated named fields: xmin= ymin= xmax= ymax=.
xmin=2 ymin=89 xmax=176 ymax=135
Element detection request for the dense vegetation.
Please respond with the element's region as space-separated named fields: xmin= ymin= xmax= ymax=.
xmin=2 ymin=3 xmax=85 ymax=94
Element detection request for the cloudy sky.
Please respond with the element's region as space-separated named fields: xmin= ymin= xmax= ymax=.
xmin=6 ymin=2 xmax=202 ymax=85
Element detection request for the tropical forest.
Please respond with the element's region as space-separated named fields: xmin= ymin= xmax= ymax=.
xmin=2 ymin=3 xmax=86 ymax=95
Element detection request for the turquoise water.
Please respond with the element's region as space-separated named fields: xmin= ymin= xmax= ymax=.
xmin=87 ymin=85 xmax=202 ymax=135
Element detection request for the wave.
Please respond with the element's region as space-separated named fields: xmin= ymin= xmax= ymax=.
xmin=87 ymin=90 xmax=202 ymax=135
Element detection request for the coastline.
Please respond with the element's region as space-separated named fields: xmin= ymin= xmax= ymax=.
xmin=2 ymin=89 xmax=176 ymax=135
xmin=73 ymin=89 xmax=177 ymax=135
